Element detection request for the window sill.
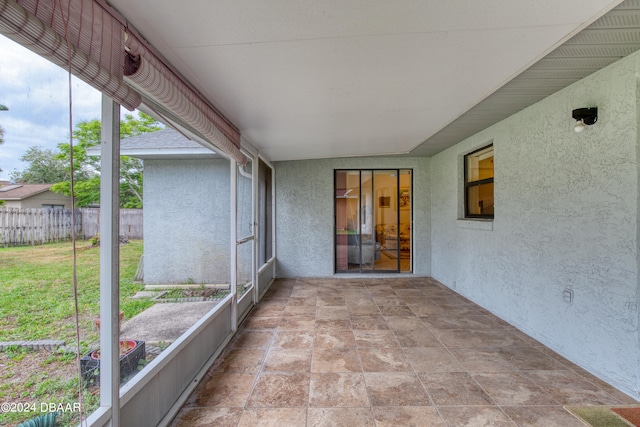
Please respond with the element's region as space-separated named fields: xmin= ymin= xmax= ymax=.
xmin=457 ymin=219 xmax=493 ymax=231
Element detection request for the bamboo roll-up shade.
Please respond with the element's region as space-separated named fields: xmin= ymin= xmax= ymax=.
xmin=0 ymin=0 xmax=245 ymax=164
xmin=124 ymin=33 xmax=246 ymax=165
xmin=0 ymin=0 xmax=141 ymax=110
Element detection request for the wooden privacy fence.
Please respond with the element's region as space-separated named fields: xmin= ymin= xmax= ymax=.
xmin=0 ymin=207 xmax=143 ymax=247
xmin=79 ymin=208 xmax=143 ymax=241
xmin=0 ymin=208 xmax=80 ymax=247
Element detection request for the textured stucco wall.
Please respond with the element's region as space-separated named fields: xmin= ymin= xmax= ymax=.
xmin=144 ymin=159 xmax=231 ymax=284
xmin=275 ymin=156 xmax=430 ymax=277
xmin=431 ymin=52 xmax=640 ymax=398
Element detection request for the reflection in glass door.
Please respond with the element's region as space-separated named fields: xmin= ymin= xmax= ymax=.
xmin=335 ymin=169 xmax=412 ymax=273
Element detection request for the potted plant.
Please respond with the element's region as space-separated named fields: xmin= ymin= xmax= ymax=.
xmin=80 ymin=339 xmax=145 ymax=386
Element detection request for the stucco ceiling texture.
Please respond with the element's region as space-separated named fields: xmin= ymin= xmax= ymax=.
xmin=109 ymin=0 xmax=623 ymax=161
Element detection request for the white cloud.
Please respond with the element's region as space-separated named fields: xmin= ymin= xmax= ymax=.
xmin=0 ymin=35 xmax=102 ymax=180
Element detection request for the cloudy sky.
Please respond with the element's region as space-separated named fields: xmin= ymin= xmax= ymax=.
xmin=0 ymin=34 xmax=102 ymax=181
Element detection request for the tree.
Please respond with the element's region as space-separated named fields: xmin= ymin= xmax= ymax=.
xmin=51 ymin=112 xmax=162 ymax=208
xmin=9 ymin=146 xmax=69 ymax=183
xmin=0 ymin=104 xmax=8 ymax=169
xmin=0 ymin=104 xmax=7 ymax=144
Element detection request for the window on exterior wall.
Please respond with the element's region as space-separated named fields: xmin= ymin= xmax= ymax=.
xmin=464 ymin=145 xmax=494 ymax=219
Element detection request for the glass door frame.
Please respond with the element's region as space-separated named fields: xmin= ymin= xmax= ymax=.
xmin=334 ymin=169 xmax=412 ymax=274
xmin=231 ymin=151 xmax=257 ymax=330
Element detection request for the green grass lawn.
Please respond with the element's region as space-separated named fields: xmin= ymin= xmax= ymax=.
xmin=0 ymin=240 xmax=151 ymax=426
xmin=0 ymin=240 xmax=150 ymax=344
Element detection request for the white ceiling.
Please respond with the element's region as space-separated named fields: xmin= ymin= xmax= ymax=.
xmin=108 ymin=0 xmax=624 ymax=161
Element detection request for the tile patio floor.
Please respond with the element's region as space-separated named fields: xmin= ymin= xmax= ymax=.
xmin=171 ymin=277 xmax=637 ymax=426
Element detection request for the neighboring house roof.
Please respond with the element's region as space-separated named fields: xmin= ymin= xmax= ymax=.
xmin=87 ymin=129 xmax=218 ymax=160
xmin=0 ymin=184 xmax=54 ymax=200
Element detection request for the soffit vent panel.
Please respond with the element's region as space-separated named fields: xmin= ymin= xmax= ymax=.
xmin=532 ymin=57 xmax=625 ymax=69
xmin=569 ymin=29 xmax=640 ymax=44
xmin=587 ymin=11 xmax=640 ymax=27
xmin=549 ymin=46 xmax=640 ymax=57
xmin=518 ymin=69 xmax=604 ymax=78
xmin=615 ymin=0 xmax=640 ymax=8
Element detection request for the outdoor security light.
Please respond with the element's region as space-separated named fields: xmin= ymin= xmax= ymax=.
xmin=572 ymin=107 xmax=597 ymax=133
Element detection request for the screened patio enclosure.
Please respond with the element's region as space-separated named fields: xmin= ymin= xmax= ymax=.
xmin=3 ymin=1 xmax=640 ymax=426
xmin=84 ymin=96 xmax=276 ymax=427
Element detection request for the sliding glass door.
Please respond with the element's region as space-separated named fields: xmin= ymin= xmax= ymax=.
xmin=335 ymin=169 xmax=412 ymax=273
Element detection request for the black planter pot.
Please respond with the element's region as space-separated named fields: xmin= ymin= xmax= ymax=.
xmin=80 ymin=340 xmax=145 ymax=386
